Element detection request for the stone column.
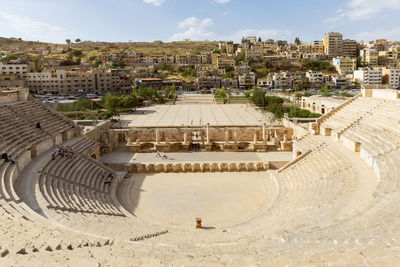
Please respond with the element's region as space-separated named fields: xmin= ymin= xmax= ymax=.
xmin=253 ymin=133 xmax=257 ymax=144
xmin=127 ymin=137 xmax=131 ymax=144
xmin=234 ymin=131 xmax=238 ymax=144
xmin=206 ymin=123 xmax=210 ymax=144
xmin=225 ymin=131 xmax=229 ymax=144
xmin=183 ymin=132 xmax=188 ymax=144
xmin=262 ymin=123 xmax=266 ymax=143
xmin=283 ymin=134 xmax=287 ymax=142
xmin=156 ymin=130 xmax=160 ymax=144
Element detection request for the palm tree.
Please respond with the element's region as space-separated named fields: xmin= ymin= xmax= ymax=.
xmin=65 ymin=39 xmax=71 ymax=45
xmin=75 ymin=38 xmax=81 ymax=43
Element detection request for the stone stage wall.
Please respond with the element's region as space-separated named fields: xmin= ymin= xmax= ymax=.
xmin=118 ymin=124 xmax=293 ymax=153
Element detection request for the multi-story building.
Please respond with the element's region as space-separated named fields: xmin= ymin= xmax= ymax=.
xmin=196 ymin=77 xmax=221 ymax=89
xmin=245 ymin=50 xmax=263 ymax=60
xmin=216 ymin=58 xmax=235 ymax=70
xmin=323 ymin=32 xmax=343 ymax=58
xmin=342 ymin=39 xmax=358 ymax=58
xmin=257 ymin=77 xmax=273 ymax=88
xmin=333 ymin=57 xmax=357 ymax=75
xmin=383 ymin=69 xmax=400 ymax=89
xmin=353 ymin=69 xmax=382 ymax=86
xmin=0 ymin=63 xmax=29 ymax=79
xmin=195 ymin=64 xmax=217 ymax=77
xmin=221 ymin=78 xmax=238 ymax=89
xmin=122 ymin=51 xmax=143 ymax=63
xmin=272 ymin=72 xmax=293 ymax=89
xmin=361 ymin=49 xmax=379 ymax=66
xmin=131 ymin=65 xmax=155 ymax=78
xmin=26 ymin=70 xmax=121 ymax=95
xmin=306 ymin=70 xmax=324 ymax=88
xmin=332 ymin=77 xmax=349 ymax=89
xmin=238 ymin=72 xmax=256 ymax=89
xmin=311 ymin=41 xmax=324 ymax=54
xmin=0 ymin=75 xmax=24 ymax=88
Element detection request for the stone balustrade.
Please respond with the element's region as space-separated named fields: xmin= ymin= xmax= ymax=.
xmin=125 ymin=161 xmax=270 ymax=173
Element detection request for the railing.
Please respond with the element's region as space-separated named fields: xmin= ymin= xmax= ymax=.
xmin=316 ymin=93 xmax=361 ymax=125
xmin=278 ymin=149 xmax=312 ymax=173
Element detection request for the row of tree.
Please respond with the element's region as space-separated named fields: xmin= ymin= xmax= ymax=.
xmin=249 ymin=88 xmax=321 ymax=118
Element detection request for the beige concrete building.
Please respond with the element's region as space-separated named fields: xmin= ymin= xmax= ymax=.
xmin=311 ymin=41 xmax=324 ymax=54
xmin=26 ymin=70 xmax=121 ymax=95
xmin=323 ymin=32 xmax=343 ymax=58
xmin=0 ymin=75 xmax=24 ymax=88
xmin=0 ymin=63 xmax=29 ymax=79
xmin=333 ymin=57 xmax=357 ymax=75
xmin=362 ymin=49 xmax=379 ymax=66
xmin=342 ymin=39 xmax=357 ymax=58
xmin=301 ymin=95 xmax=347 ymax=114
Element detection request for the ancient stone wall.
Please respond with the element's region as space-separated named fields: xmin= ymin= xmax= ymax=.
xmin=127 ymin=126 xmax=293 ymax=143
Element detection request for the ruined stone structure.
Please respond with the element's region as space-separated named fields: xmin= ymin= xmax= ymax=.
xmin=124 ymin=123 xmax=293 ymax=153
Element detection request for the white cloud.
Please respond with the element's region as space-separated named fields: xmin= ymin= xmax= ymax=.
xmin=170 ymin=17 xmax=216 ymax=41
xmin=325 ymin=0 xmax=400 ymax=24
xmin=225 ymin=28 xmax=292 ymax=43
xmin=214 ymin=0 xmax=231 ymax=3
xmin=170 ymin=17 xmax=291 ymax=42
xmin=354 ymin=27 xmax=400 ymax=41
xmin=143 ymin=0 xmax=165 ymax=6
xmin=0 ymin=12 xmax=70 ymax=43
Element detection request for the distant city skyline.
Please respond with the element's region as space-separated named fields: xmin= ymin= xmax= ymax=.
xmin=0 ymin=0 xmax=399 ymax=43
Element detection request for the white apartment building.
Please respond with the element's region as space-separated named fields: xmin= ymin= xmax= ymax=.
xmin=389 ymin=69 xmax=400 ymax=89
xmin=353 ymin=69 xmax=382 ymax=85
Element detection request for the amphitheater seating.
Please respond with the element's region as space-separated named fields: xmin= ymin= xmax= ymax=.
xmin=39 ymin=152 xmax=123 ymax=216
xmin=5 ymin=92 xmax=400 ymax=264
xmin=9 ymin=100 xmax=74 ymax=136
xmin=293 ymin=134 xmax=324 ymax=154
xmin=0 ymin=189 xmax=113 ymax=258
xmin=320 ymin=97 xmax=384 ymax=135
xmin=0 ymin=105 xmax=50 ymax=159
xmin=342 ymin=99 xmax=400 ymax=158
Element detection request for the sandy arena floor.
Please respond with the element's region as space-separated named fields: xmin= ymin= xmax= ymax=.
xmin=118 ymin=172 xmax=279 ymax=229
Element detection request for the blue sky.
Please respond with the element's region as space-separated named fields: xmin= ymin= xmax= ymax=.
xmin=0 ymin=0 xmax=399 ymax=43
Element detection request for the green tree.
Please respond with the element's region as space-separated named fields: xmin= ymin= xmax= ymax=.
xmin=104 ymin=93 xmax=121 ymax=110
xmin=277 ymin=40 xmax=288 ymax=47
xmin=94 ymin=59 xmax=102 ymax=68
xmin=225 ymin=66 xmax=234 ymax=72
xmin=320 ymin=84 xmax=333 ymax=97
xmin=235 ymin=52 xmax=245 ymax=62
xmin=294 ymin=37 xmax=301 ymax=45
xmin=101 ymin=109 xmax=119 ymax=120
xmin=220 ymin=86 xmax=227 ymax=98
xmin=356 ymin=56 xmax=363 ymax=68
xmin=120 ymin=94 xmax=138 ymax=109
xmin=65 ymin=39 xmax=71 ymax=45
xmin=75 ymin=38 xmax=81 ymax=43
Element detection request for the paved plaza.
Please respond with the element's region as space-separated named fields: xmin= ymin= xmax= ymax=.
xmin=119 ymin=104 xmax=273 ymax=127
